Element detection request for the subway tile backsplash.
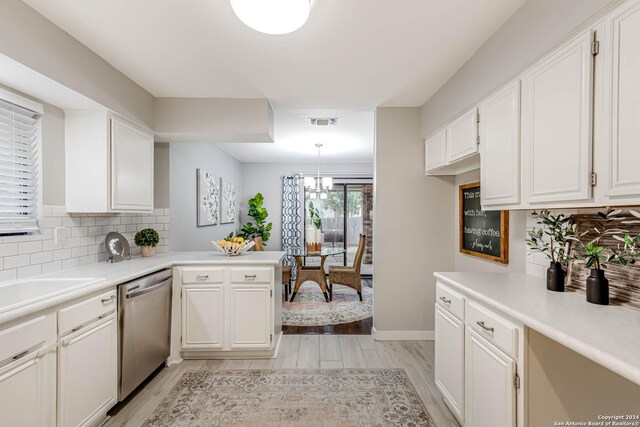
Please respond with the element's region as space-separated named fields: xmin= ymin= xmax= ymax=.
xmin=0 ymin=206 xmax=170 ymax=283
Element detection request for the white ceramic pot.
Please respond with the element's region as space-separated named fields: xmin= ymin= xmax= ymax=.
xmin=140 ymin=245 xmax=155 ymax=257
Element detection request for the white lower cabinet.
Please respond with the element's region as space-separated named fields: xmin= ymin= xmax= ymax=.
xmin=180 ymin=266 xmax=279 ymax=354
xmin=182 ymin=286 xmax=225 ymax=349
xmin=465 ymin=328 xmax=516 ymax=427
xmin=0 ymin=348 xmax=55 ymax=427
xmin=0 ymin=314 xmax=56 ymax=427
xmin=434 ymin=281 xmax=522 ymax=427
xmin=58 ymin=314 xmax=118 ymax=427
xmin=229 ymin=285 xmax=272 ymax=349
xmin=435 ymin=305 xmax=464 ymax=423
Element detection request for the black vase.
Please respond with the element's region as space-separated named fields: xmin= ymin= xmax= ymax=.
xmin=586 ymin=269 xmax=609 ymax=305
xmin=546 ymin=262 xmax=565 ymax=292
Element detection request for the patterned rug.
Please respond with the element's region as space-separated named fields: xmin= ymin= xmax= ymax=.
xmin=282 ymin=282 xmax=373 ymax=326
xmin=143 ymin=369 xmax=434 ymax=427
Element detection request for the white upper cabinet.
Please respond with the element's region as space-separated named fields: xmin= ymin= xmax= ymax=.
xmin=447 ymin=108 xmax=479 ymax=164
xmin=522 ymin=30 xmax=595 ymax=204
xmin=111 ymin=119 xmax=154 ymax=211
xmin=425 ymin=128 xmax=447 ymax=172
xmin=606 ymin=1 xmax=640 ymax=201
xmin=65 ymin=111 xmax=154 ymax=213
xmin=425 ymin=107 xmax=480 ymax=176
xmin=479 ymin=80 xmax=521 ymax=208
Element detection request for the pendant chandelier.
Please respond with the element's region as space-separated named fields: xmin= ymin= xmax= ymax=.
xmin=304 ymin=143 xmax=333 ymax=199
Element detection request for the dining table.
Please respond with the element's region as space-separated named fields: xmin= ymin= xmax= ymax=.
xmin=287 ymin=246 xmax=346 ymax=303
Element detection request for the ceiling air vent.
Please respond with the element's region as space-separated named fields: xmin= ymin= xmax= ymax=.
xmin=308 ymin=117 xmax=338 ymax=126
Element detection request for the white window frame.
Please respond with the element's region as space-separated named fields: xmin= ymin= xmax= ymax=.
xmin=0 ymin=86 xmax=43 ymax=236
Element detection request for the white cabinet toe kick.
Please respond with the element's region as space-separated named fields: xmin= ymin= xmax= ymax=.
xmin=177 ymin=265 xmax=283 ymax=359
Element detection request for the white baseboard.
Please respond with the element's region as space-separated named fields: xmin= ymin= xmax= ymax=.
xmin=371 ymin=327 xmax=435 ymax=341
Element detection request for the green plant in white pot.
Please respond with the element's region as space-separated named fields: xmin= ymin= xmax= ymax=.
xmin=134 ymin=228 xmax=160 ymax=257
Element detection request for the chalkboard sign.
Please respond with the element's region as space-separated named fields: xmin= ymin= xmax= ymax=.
xmin=459 ymin=182 xmax=509 ymax=264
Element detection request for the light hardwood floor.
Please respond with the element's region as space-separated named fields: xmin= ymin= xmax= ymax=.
xmin=106 ymin=335 xmax=461 ymax=427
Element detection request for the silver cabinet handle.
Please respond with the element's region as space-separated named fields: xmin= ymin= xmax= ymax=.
xmin=12 ymin=350 xmax=29 ymax=361
xmin=101 ymin=295 xmax=117 ymax=303
xmin=245 ymin=274 xmax=257 ymax=280
xmin=439 ymin=296 xmax=451 ymax=304
xmin=196 ymin=274 xmax=209 ymax=280
xmin=476 ymin=321 xmax=494 ymax=332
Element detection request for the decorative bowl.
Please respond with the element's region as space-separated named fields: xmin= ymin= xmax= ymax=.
xmin=212 ymin=239 xmax=255 ymax=256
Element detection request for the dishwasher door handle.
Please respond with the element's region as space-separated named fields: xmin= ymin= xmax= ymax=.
xmin=126 ymin=278 xmax=172 ymax=299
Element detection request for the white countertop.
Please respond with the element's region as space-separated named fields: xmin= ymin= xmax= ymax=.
xmin=434 ymin=272 xmax=640 ymax=386
xmin=0 ymin=251 xmax=285 ymax=325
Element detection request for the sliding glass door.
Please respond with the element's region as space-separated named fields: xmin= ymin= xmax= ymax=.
xmin=304 ymin=178 xmax=373 ymax=276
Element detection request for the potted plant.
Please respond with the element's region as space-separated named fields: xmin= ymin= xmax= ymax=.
xmin=526 ymin=210 xmax=575 ymax=292
xmin=239 ymin=193 xmax=272 ymax=251
xmin=134 ymin=228 xmax=160 ymax=257
xmin=569 ymin=208 xmax=631 ymax=305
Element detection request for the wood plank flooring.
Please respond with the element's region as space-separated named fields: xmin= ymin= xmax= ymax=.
xmin=106 ymin=335 xmax=460 ymax=427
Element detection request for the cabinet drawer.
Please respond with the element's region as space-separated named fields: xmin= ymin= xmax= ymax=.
xmin=467 ymin=301 xmax=518 ymax=358
xmin=182 ymin=267 xmax=225 ymax=284
xmin=0 ymin=314 xmax=55 ymax=363
xmin=58 ymin=289 xmax=117 ymax=337
xmin=230 ymin=267 xmax=272 ymax=284
xmin=436 ymin=282 xmax=465 ymax=320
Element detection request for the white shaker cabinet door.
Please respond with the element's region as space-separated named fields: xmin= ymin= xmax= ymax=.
xmin=447 ymin=108 xmax=479 ymax=164
xmin=522 ymin=30 xmax=594 ymax=204
xmin=228 ymin=285 xmax=272 ymax=349
xmin=479 ymin=80 xmax=521 ymax=208
xmin=607 ymin=2 xmax=640 ymax=199
xmin=182 ymin=286 xmax=225 ymax=349
xmin=58 ymin=314 xmax=118 ymax=427
xmin=465 ymin=328 xmax=516 ymax=427
xmin=0 ymin=350 xmax=54 ymax=427
xmin=435 ymin=305 xmax=465 ymax=424
xmin=110 ymin=117 xmax=154 ymax=211
xmin=425 ymin=128 xmax=447 ymax=173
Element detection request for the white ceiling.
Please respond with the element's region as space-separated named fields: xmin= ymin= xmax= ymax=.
xmin=218 ymin=108 xmax=374 ymax=163
xmin=21 ymin=0 xmax=525 ymax=109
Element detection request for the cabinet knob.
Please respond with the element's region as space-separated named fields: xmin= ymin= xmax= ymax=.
xmin=439 ymin=296 xmax=451 ymax=304
xmin=101 ymin=295 xmax=117 ymax=303
xmin=476 ymin=320 xmax=494 ymax=333
xmin=196 ymin=275 xmax=209 ymax=280
xmin=244 ymin=274 xmax=257 ymax=280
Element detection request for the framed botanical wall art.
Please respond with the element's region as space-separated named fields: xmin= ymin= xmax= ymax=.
xmin=196 ymin=169 xmax=219 ymax=227
xmin=220 ymin=178 xmax=236 ymax=224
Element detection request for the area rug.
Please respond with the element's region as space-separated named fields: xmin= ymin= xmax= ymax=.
xmin=282 ymin=282 xmax=373 ymax=326
xmin=143 ymin=369 xmax=434 ymax=427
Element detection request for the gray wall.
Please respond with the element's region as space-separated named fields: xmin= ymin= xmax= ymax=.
xmin=421 ymin=0 xmax=616 ymax=136
xmin=170 ymin=143 xmax=243 ymax=251
xmin=240 ymin=162 xmax=374 ymax=251
xmin=154 ymin=143 xmax=170 ymax=209
xmin=374 ymin=107 xmax=455 ymax=334
xmin=0 ymin=0 xmax=155 ymax=128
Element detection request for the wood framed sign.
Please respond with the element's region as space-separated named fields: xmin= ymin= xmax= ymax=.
xmin=459 ymin=182 xmax=509 ymax=264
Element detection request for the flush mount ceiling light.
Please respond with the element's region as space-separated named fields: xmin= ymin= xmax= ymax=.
xmin=230 ymin=0 xmax=311 ymax=35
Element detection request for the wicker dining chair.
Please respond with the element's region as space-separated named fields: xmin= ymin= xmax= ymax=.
xmin=282 ymin=265 xmax=292 ymax=298
xmin=328 ymin=234 xmax=367 ymax=301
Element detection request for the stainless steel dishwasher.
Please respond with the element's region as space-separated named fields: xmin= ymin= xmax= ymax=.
xmin=118 ymin=268 xmax=172 ymax=401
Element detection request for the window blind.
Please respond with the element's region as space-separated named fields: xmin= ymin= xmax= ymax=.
xmin=0 ymin=97 xmax=41 ymax=234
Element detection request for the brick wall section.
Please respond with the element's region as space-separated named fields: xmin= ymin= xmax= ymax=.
xmin=0 ymin=205 xmax=170 ymax=282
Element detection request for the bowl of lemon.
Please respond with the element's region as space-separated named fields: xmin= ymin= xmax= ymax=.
xmin=212 ymin=234 xmax=255 ymax=256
